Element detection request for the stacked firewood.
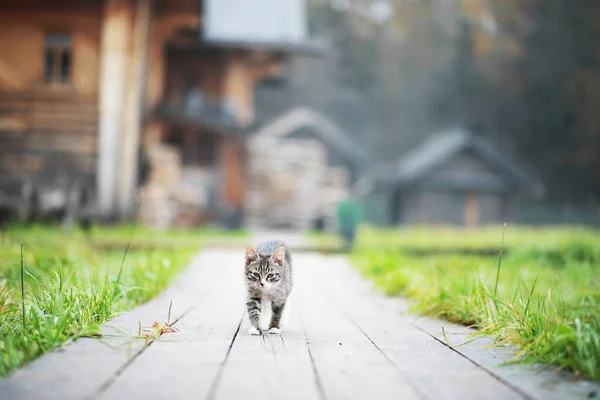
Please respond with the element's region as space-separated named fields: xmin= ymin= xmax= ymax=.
xmin=138 ymin=144 xmax=216 ymax=228
xmin=137 ymin=144 xmax=182 ymax=228
xmin=246 ymin=137 xmax=350 ymax=230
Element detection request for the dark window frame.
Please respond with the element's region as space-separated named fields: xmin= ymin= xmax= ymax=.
xmin=43 ymin=32 xmax=73 ymax=85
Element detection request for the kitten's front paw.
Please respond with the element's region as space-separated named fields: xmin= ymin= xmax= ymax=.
xmin=248 ymin=326 xmax=261 ymax=336
xmin=268 ymin=327 xmax=281 ymax=334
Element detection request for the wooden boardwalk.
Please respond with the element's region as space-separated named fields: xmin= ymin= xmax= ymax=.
xmin=1 ymin=247 xmax=598 ymax=400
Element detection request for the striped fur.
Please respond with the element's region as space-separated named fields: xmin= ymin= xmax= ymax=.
xmin=244 ymin=240 xmax=293 ymax=335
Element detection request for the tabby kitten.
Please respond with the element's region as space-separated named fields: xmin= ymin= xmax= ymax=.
xmin=244 ymin=240 xmax=292 ymax=335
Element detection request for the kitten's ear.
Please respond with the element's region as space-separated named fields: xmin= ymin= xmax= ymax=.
xmin=270 ymin=246 xmax=286 ymax=267
xmin=245 ymin=246 xmax=258 ymax=265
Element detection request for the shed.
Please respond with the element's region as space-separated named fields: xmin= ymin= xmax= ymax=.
xmin=357 ymin=129 xmax=544 ymax=227
xmin=246 ymin=106 xmax=369 ymax=230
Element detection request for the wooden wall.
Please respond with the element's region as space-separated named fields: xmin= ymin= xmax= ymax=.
xmin=422 ymin=151 xmax=507 ymax=191
xmin=144 ymin=12 xmax=199 ymax=146
xmin=396 ymin=151 xmax=515 ymax=226
xmin=222 ymin=52 xmax=282 ymax=126
xmin=0 ymin=10 xmax=102 ymax=93
xmin=0 ymin=7 xmax=102 ymax=181
xmin=163 ymin=49 xmax=225 ymax=103
xmin=402 ymin=189 xmax=467 ymax=226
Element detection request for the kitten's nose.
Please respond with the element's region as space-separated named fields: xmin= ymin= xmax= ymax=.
xmin=260 ymin=281 xmax=265 ymax=287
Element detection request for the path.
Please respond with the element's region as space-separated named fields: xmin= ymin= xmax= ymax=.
xmin=1 ymin=244 xmax=598 ymax=399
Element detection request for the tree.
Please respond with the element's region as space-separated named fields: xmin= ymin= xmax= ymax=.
xmin=506 ymin=0 xmax=600 ymax=203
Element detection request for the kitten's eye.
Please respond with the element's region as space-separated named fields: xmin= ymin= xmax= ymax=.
xmin=252 ymin=272 xmax=260 ymax=279
xmin=267 ymin=274 xmax=273 ymax=280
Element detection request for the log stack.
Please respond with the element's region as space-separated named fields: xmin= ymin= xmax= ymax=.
xmin=137 ymin=144 xmax=182 ymax=228
xmin=246 ymin=137 xmax=350 ymax=230
xmin=137 ymin=144 xmax=214 ymax=228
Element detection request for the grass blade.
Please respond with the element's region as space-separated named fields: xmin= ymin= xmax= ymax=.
xmin=493 ymin=223 xmax=507 ymax=297
xmin=20 ymin=242 xmax=25 ymax=331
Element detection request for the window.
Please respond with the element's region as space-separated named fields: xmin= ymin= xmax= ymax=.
xmin=43 ymin=33 xmax=73 ymax=84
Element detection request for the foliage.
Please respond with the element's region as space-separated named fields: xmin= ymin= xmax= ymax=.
xmin=0 ymin=224 xmax=213 ymax=377
xmin=304 ymin=0 xmax=600 ymax=205
xmin=351 ymin=226 xmax=600 ymax=381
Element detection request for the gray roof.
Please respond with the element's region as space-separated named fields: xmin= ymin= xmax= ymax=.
xmin=250 ymin=107 xmax=370 ymax=164
xmin=203 ymin=0 xmax=324 ymax=53
xmin=355 ymin=128 xmax=544 ymax=197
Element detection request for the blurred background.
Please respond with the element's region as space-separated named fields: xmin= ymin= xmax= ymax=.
xmin=0 ymin=0 xmax=599 ymax=232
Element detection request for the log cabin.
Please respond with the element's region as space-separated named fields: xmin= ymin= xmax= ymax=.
xmin=356 ymin=129 xmax=544 ymax=227
xmin=0 ymin=0 xmax=322 ymax=226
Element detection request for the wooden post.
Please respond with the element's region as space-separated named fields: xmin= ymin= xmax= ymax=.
xmin=97 ymin=0 xmax=133 ymax=218
xmin=219 ymin=51 xmax=274 ymax=215
xmin=118 ymin=0 xmax=152 ymax=219
xmin=223 ymin=53 xmax=253 ymax=126
xmin=465 ymin=191 xmax=479 ymax=227
xmin=220 ymin=138 xmax=245 ymax=208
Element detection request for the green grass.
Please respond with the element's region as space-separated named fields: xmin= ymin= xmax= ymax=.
xmin=0 ymin=223 xmax=245 ymax=377
xmin=350 ymin=225 xmax=600 ymax=381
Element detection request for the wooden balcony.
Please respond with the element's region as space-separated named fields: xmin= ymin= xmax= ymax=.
xmin=154 ymin=92 xmax=245 ymax=136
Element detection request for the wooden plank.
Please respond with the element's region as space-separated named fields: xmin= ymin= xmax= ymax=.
xmin=2 ymin=245 xmax=597 ymax=400
xmin=31 ymin=103 xmax=96 ymax=110
xmin=25 ymin=134 xmax=97 ymax=154
xmin=412 ymin=317 xmax=600 ymax=400
xmin=0 ymin=250 xmax=205 ymax=400
xmin=95 ymin=249 xmax=244 ymax=400
xmin=0 ymin=104 xmax=30 ymax=113
xmin=0 ymin=153 xmax=44 ymax=173
xmin=32 ymin=127 xmax=97 ymax=136
xmin=31 ymin=93 xmax=98 ymax=101
xmin=32 ymin=112 xmax=97 ymax=124
xmin=216 ymin=298 xmax=322 ymax=400
xmin=97 ymin=248 xmax=320 ymax=400
xmin=0 ymin=135 xmax=96 ymax=155
xmin=308 ymin=254 xmax=521 ymax=400
xmin=23 ymin=152 xmax=97 ymax=175
xmin=292 ymin=253 xmax=422 ymax=400
xmin=316 ymin=254 xmax=600 ymax=400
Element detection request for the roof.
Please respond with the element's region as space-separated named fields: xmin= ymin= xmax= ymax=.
xmin=202 ymin=0 xmax=325 ymax=54
xmin=250 ymin=107 xmax=370 ymax=164
xmin=355 ymin=128 xmax=544 ymax=197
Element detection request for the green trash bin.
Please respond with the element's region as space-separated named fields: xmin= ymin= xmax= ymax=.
xmin=335 ymin=196 xmax=361 ymax=251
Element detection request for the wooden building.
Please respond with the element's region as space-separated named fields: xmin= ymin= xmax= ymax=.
xmin=357 ymin=129 xmax=544 ymax=227
xmin=0 ymin=0 xmax=321 ymax=226
xmin=247 ymin=107 xmax=369 ymax=230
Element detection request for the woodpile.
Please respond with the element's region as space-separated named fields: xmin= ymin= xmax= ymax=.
xmin=137 ymin=144 xmax=214 ymax=228
xmin=137 ymin=144 xmax=182 ymax=228
xmin=246 ymin=137 xmax=350 ymax=230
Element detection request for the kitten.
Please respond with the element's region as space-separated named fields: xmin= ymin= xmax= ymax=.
xmin=244 ymin=240 xmax=292 ymax=335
